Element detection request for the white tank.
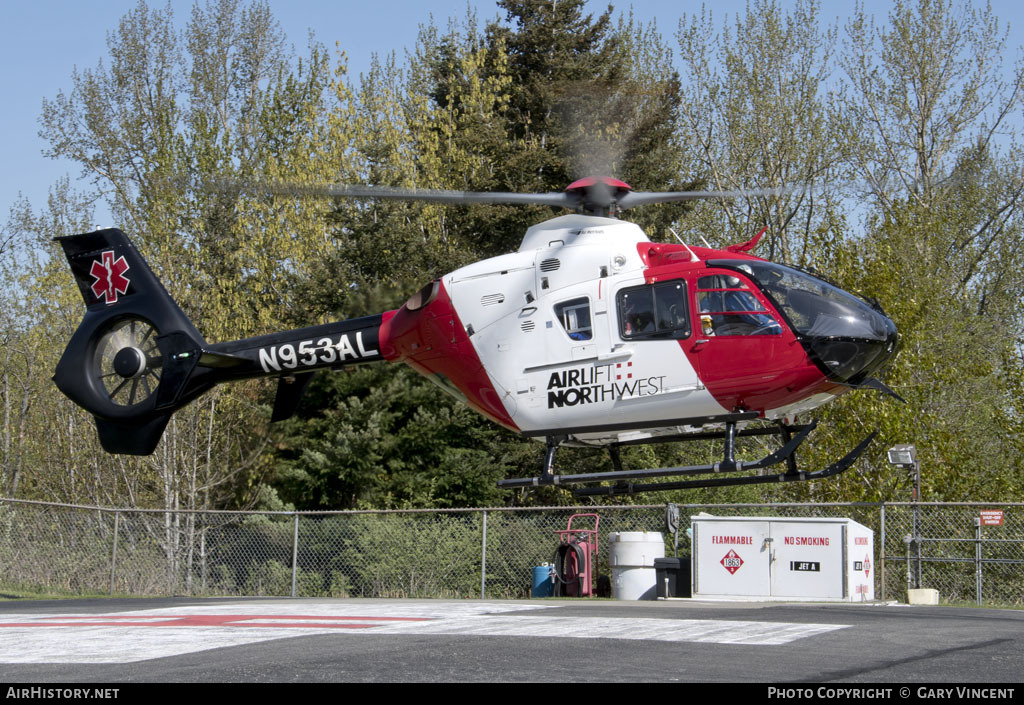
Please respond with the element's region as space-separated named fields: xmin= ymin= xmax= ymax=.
xmin=609 ymin=531 xmax=665 ymax=600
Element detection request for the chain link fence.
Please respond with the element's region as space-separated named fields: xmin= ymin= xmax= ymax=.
xmin=1 ymin=498 xmax=1022 ymax=604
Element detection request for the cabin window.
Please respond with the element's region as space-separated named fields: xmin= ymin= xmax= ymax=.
xmin=554 ymin=297 xmax=593 ymax=341
xmin=617 ymin=280 xmax=690 ymax=340
xmin=697 ymin=274 xmax=782 ymax=336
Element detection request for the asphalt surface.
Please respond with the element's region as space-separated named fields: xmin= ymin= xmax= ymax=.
xmin=0 ymin=597 xmax=1021 ymax=684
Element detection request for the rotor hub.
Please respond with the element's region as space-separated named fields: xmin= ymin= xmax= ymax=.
xmin=565 ymin=176 xmax=633 ymax=217
xmin=113 ymin=346 xmax=147 ymax=379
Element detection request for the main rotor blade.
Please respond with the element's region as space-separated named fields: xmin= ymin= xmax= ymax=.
xmin=216 ymin=180 xmax=576 ymax=209
xmin=617 ymin=185 xmax=799 ymax=210
xmin=211 ymin=178 xmax=801 ymax=214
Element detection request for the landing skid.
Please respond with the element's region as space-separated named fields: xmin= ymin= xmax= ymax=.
xmin=497 ymin=418 xmax=876 ymax=497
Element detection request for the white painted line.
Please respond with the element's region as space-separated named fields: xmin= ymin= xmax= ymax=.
xmin=368 ymin=615 xmax=845 ymax=645
xmin=0 ymin=603 xmax=846 ymax=663
xmin=0 ymin=603 xmax=555 ymax=664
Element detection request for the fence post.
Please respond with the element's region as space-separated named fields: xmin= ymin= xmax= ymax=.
xmin=480 ymin=510 xmax=488 ymax=600
xmin=905 ymin=534 xmax=913 ymax=596
xmin=109 ymin=510 xmax=120 ymax=596
xmin=291 ymin=513 xmax=300 ymax=598
xmin=975 ymin=517 xmax=982 ymax=606
xmin=879 ymin=503 xmax=886 ymax=601
xmin=200 ymin=527 xmax=207 ymax=594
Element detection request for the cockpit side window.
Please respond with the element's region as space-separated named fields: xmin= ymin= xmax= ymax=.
xmin=697 ymin=274 xmax=782 ymax=336
xmin=554 ymin=297 xmax=593 ymax=341
xmin=618 ymin=280 xmax=690 ymax=340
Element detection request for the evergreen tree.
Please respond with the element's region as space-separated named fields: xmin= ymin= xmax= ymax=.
xmin=273 ymin=2 xmax=701 ymax=508
xmin=12 ymin=0 xmax=1023 ymax=512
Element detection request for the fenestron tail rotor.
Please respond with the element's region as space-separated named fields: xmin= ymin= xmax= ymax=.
xmin=54 ymin=228 xmax=216 ymax=454
xmin=54 ymin=227 xmax=390 ymax=455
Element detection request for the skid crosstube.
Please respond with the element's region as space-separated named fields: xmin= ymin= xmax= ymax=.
xmin=573 ymin=432 xmax=876 ymax=497
xmin=497 ymin=415 xmax=876 ymax=497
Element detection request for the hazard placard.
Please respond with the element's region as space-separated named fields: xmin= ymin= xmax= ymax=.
xmin=720 ymin=549 xmax=744 ymax=575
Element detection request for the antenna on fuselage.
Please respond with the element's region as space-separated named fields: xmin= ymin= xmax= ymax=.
xmin=669 ymin=228 xmax=700 ymax=263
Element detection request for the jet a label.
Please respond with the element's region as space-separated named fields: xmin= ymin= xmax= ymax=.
xmin=789 ymin=561 xmax=821 ymax=572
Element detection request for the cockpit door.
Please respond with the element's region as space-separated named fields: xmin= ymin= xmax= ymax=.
xmin=687 ymin=269 xmax=806 ymax=412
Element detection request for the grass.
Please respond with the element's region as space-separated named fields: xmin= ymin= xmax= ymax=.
xmin=0 ymin=584 xmax=134 ymax=601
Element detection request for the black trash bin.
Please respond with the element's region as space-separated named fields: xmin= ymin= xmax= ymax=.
xmin=655 ymin=557 xmax=691 ymax=598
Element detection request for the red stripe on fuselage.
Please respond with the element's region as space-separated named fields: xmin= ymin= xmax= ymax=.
xmin=379 ymin=283 xmax=519 ymax=431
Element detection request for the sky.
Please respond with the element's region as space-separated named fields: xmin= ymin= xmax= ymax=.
xmin=2 ymin=0 xmax=1023 ymax=237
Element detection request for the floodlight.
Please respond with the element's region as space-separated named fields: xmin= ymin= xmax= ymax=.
xmin=887 ymin=444 xmax=917 ymax=466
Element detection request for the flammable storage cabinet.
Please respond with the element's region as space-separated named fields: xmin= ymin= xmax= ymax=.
xmin=692 ymin=516 xmax=874 ymax=601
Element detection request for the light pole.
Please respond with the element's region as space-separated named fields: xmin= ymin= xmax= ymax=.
xmin=887 ymin=444 xmax=921 ymax=589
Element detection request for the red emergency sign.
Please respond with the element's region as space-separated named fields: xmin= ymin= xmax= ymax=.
xmin=720 ymin=549 xmax=744 ymax=575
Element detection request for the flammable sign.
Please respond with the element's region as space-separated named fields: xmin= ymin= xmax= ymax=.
xmin=720 ymin=549 xmax=744 ymax=575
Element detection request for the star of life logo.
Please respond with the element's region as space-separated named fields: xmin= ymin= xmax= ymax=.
xmin=89 ymin=250 xmax=130 ymax=304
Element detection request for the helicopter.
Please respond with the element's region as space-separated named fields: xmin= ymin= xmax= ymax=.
xmin=52 ymin=176 xmax=899 ymax=497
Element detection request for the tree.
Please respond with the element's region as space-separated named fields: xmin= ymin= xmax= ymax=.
xmin=1 ymin=185 xmax=96 ymax=500
xmin=18 ymin=0 xmax=354 ymax=514
xmin=18 ymin=0 xmax=1022 ymax=512
xmin=840 ymin=0 xmax=1024 ymax=214
xmin=675 ymin=0 xmax=849 ymax=267
xmin=788 ymin=0 xmax=1024 ymax=502
xmin=271 ymin=2 xmax=711 ymax=508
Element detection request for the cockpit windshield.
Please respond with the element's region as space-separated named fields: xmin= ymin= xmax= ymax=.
xmin=709 ymin=260 xmax=898 ymax=383
xmin=721 ymin=261 xmax=891 ymax=341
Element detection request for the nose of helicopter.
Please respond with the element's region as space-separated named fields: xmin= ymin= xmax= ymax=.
xmin=715 ymin=259 xmax=900 ymax=386
xmin=802 ymin=307 xmax=899 ymax=385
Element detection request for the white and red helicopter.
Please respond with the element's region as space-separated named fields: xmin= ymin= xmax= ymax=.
xmin=53 ymin=176 xmax=899 ymax=496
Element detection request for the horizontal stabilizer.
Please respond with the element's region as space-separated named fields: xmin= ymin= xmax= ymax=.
xmin=198 ymin=351 xmax=250 ymax=369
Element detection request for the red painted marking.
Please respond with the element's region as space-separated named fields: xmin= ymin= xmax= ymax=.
xmin=0 ymin=614 xmax=432 ymax=629
xmin=565 ymin=176 xmax=631 ymax=191
xmin=677 ymin=264 xmax=833 ymax=414
xmin=630 ymin=242 xmax=841 ymax=416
